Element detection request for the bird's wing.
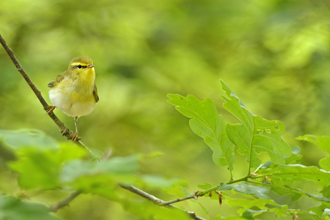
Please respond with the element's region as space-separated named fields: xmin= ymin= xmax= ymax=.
xmin=93 ymin=84 xmax=99 ymax=103
xmin=48 ymin=71 xmax=66 ymax=88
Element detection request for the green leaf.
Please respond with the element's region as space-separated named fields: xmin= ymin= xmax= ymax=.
xmin=0 ymin=195 xmax=61 ymax=220
xmin=320 ymin=157 xmax=330 ymax=171
xmin=124 ymin=200 xmax=191 ymax=220
xmin=242 ymin=209 xmax=267 ymax=219
xmin=298 ymin=209 xmax=324 ymax=220
xmin=60 ymin=155 xmax=139 ymax=199
xmin=141 ymin=175 xmax=180 ymax=188
xmin=322 ymin=185 xmax=330 ymax=199
xmin=323 ymin=208 xmax=330 ymax=217
xmin=297 ymin=135 xmax=330 ymax=170
xmin=221 ymin=80 xmax=292 ymax=168
xmin=197 ymin=182 xmax=213 ymax=190
xmin=226 ymin=197 xmax=278 ymax=210
xmin=0 ymin=130 xmax=58 ymax=150
xmin=285 ymin=146 xmax=302 ymax=164
xmin=268 ymin=206 xmax=288 ymax=217
xmin=61 ymin=155 xmax=139 ymax=183
xmin=297 ymin=135 xmax=330 ymax=154
xmin=221 ymin=182 xmax=270 ymax=199
xmin=167 ymin=94 xmax=235 ymax=171
xmin=258 ymin=164 xmax=330 ymax=187
xmin=8 ymin=144 xmax=86 ymax=189
xmin=308 ymin=204 xmax=330 ymax=217
xmin=265 ymin=183 xmax=328 ymax=204
xmin=216 ymin=216 xmax=245 ymax=220
xmin=153 ymin=206 xmax=193 ymax=220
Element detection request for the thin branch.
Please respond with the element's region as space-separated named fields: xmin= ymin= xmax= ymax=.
xmin=132 ymin=175 xmax=249 ymax=207
xmin=0 ymin=36 xmax=48 ymax=108
xmin=77 ymin=140 xmax=99 ymax=160
xmin=0 ymin=35 xmax=66 ymax=135
xmin=0 ymin=34 xmax=100 ymax=212
xmin=0 ymin=34 xmax=95 ymax=154
xmin=119 ymin=184 xmax=205 ymax=220
xmin=50 ymin=191 xmax=81 ymax=212
xmin=120 ymin=184 xmax=166 ymax=205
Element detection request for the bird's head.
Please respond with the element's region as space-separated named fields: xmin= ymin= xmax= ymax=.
xmin=68 ymin=56 xmax=95 ymax=84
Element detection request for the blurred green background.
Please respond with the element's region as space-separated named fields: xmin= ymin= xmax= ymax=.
xmin=1 ymin=0 xmax=330 ymax=219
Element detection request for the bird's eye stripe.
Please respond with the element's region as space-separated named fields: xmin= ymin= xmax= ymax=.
xmin=76 ymin=65 xmax=87 ymax=69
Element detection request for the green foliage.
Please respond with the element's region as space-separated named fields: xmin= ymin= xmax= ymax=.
xmin=2 ymin=80 xmax=330 ymax=219
xmin=0 ymin=129 xmax=187 ymax=220
xmin=221 ymin=81 xmax=292 ymax=168
xmin=168 ymin=81 xmax=330 ymax=219
xmin=9 ymin=144 xmax=86 ymax=190
xmin=167 ymin=94 xmax=235 ymax=173
xmin=0 ymin=130 xmax=58 ymax=150
xmin=168 ymin=81 xmax=292 ymax=173
xmin=258 ymin=164 xmax=330 ymax=187
xmin=221 ymin=183 xmax=270 ymax=200
xmin=2 ymin=0 xmax=330 ymax=219
xmin=297 ymin=135 xmax=330 ymax=170
xmin=0 ymin=195 xmax=60 ymax=220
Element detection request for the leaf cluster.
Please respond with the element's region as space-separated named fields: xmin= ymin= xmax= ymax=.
xmin=1 ymin=80 xmax=330 ymax=219
xmin=0 ymin=130 xmax=186 ymax=220
xmin=168 ymin=80 xmax=330 ymax=219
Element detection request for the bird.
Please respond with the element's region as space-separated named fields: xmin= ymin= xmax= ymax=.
xmin=47 ymin=56 xmax=99 ymax=141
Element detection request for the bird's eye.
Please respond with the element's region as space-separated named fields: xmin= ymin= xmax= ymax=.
xmin=77 ymin=65 xmax=82 ymax=69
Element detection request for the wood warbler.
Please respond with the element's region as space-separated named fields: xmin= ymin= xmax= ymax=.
xmin=47 ymin=56 xmax=99 ymax=141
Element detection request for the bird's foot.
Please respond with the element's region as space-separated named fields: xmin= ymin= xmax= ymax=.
xmin=72 ymin=132 xmax=81 ymax=142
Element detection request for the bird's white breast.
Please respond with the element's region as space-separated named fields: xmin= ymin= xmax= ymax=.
xmin=49 ymin=77 xmax=96 ymax=117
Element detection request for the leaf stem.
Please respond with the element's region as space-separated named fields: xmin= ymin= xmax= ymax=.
xmin=227 ymin=175 xmax=250 ymax=184
xmin=194 ymin=175 xmax=250 ymax=198
xmin=50 ymin=191 xmax=81 ymax=212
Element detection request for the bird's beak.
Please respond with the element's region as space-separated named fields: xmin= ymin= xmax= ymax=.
xmin=87 ymin=64 xmax=95 ymax=69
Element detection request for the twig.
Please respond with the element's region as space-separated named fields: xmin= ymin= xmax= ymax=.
xmin=161 ymin=193 xmax=199 ymax=206
xmin=101 ymin=148 xmax=113 ymax=161
xmin=77 ymin=140 xmax=99 ymax=160
xmin=119 ymin=184 xmax=205 ymax=220
xmin=50 ymin=191 xmax=81 ymax=212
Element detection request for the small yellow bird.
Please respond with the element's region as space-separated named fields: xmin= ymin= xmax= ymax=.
xmin=47 ymin=56 xmax=99 ymax=141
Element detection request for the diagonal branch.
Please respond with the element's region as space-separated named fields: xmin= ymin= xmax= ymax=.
xmin=0 ymin=34 xmax=95 ymax=155
xmin=119 ymin=184 xmax=206 ymax=220
xmin=50 ymin=191 xmax=81 ymax=212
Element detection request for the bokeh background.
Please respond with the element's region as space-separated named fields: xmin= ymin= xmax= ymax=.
xmin=1 ymin=0 xmax=330 ymax=219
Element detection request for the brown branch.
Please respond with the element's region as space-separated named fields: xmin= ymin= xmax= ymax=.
xmin=0 ymin=34 xmax=95 ymax=154
xmin=49 ymin=191 xmax=81 ymax=212
xmin=119 ymin=184 xmax=205 ymax=220
xmin=0 ymin=35 xmax=65 ymax=132
xmin=161 ymin=192 xmax=199 ymax=206
xmin=0 ymin=34 xmax=99 ymax=211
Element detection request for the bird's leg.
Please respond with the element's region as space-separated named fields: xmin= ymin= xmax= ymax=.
xmin=72 ymin=116 xmax=79 ymax=141
xmin=46 ymin=106 xmax=56 ymax=115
